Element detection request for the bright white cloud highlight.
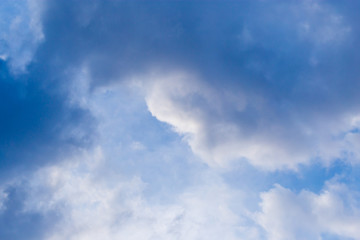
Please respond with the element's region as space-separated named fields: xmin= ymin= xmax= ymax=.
xmin=255 ymin=182 xmax=360 ymax=240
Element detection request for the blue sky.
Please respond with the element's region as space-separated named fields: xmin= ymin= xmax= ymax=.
xmin=1 ymin=0 xmax=360 ymax=239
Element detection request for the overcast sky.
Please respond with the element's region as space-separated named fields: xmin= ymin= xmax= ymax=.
xmin=1 ymin=1 xmax=360 ymax=239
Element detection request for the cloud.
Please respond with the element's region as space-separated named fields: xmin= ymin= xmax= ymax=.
xmin=0 ymin=147 xmax=260 ymax=240
xmin=3 ymin=144 xmax=360 ymax=240
xmin=0 ymin=182 xmax=59 ymax=240
xmin=36 ymin=0 xmax=352 ymax=87
xmin=144 ymin=71 xmax=294 ymax=169
xmin=144 ymin=70 xmax=360 ymax=170
xmin=29 ymin=0 xmax=357 ymax=170
xmin=255 ymin=182 xmax=360 ymax=240
xmin=18 ymin=0 xmax=359 ymax=171
xmin=1 ymin=1 xmax=360 ymax=238
xmin=0 ymin=0 xmax=44 ymax=73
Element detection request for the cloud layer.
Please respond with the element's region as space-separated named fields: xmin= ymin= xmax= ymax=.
xmin=1 ymin=0 xmax=360 ymax=239
xmin=32 ymin=0 xmax=359 ymax=170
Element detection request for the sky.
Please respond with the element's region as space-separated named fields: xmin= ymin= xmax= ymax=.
xmin=1 ymin=0 xmax=360 ymax=239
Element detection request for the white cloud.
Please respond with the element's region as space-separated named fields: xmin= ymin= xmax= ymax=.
xmin=10 ymin=143 xmax=360 ymax=240
xmin=144 ymin=71 xmax=360 ymax=170
xmin=19 ymin=147 xmax=260 ymax=240
xmin=0 ymin=0 xmax=44 ymax=73
xmin=144 ymin=71 xmax=279 ymax=169
xmin=255 ymin=182 xmax=360 ymax=240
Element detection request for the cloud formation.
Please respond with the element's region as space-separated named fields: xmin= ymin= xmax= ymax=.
xmin=256 ymin=182 xmax=360 ymax=240
xmin=0 ymin=148 xmax=260 ymax=240
xmin=2 ymin=0 xmax=360 ymax=239
xmin=34 ymin=0 xmax=360 ymax=170
xmin=145 ymin=70 xmax=360 ymax=170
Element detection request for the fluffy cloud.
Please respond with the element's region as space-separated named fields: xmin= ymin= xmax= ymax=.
xmin=144 ymin=71 xmax=360 ymax=170
xmin=144 ymin=71 xmax=299 ymax=169
xmin=255 ymin=182 xmax=360 ymax=240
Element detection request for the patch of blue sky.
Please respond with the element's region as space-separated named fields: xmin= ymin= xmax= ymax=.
xmin=83 ymin=83 xmax=206 ymax=203
xmin=224 ymin=156 xmax=360 ymax=196
xmin=321 ymin=233 xmax=354 ymax=240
